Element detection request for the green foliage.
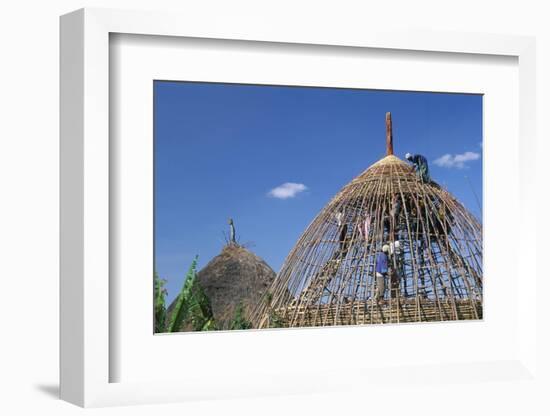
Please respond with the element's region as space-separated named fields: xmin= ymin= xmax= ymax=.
xmin=268 ymin=311 xmax=285 ymax=328
xmin=263 ymin=291 xmax=273 ymax=306
xmin=262 ymin=291 xmax=284 ymax=328
xmin=229 ymin=303 xmax=252 ymax=330
xmin=165 ymin=255 xmax=218 ymax=333
xmin=187 ymin=281 xmax=216 ymax=331
xmin=167 ymin=255 xmax=198 ymax=332
xmin=200 ymin=318 xmax=217 ymax=331
xmin=154 ymin=272 xmax=168 ymax=333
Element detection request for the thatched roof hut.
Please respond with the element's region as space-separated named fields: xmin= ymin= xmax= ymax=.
xmin=196 ymin=243 xmax=276 ymax=329
xmin=252 ymin=113 xmax=483 ymax=328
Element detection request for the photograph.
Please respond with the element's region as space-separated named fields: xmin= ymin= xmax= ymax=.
xmin=153 ymin=81 xmax=483 ymax=333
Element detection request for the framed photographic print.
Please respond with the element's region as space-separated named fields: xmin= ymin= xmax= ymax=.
xmin=60 ymin=7 xmax=539 ymax=408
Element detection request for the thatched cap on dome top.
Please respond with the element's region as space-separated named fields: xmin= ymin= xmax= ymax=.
xmin=370 ymin=154 xmax=409 ymax=168
xmin=368 ymin=154 xmax=412 ymax=171
xmin=347 ymin=113 xmax=419 ymax=184
xmin=347 ymin=154 xmax=417 ymax=188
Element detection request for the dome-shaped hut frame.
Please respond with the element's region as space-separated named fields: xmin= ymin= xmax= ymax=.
xmin=253 ymin=113 xmax=482 ymax=328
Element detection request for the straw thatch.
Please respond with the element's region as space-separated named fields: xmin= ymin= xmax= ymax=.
xmin=194 ymin=243 xmax=276 ymax=329
xmin=252 ymin=113 xmax=483 ymax=328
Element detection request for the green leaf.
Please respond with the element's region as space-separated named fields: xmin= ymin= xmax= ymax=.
xmin=229 ymin=303 xmax=252 ymax=330
xmin=167 ymin=255 xmax=199 ymax=332
xmin=154 ymin=272 xmax=167 ymax=333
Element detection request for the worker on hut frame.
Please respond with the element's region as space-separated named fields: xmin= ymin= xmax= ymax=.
xmin=388 ymin=240 xmax=403 ymax=299
xmin=405 ymin=152 xmax=431 ymax=183
xmin=375 ymin=244 xmax=390 ymax=301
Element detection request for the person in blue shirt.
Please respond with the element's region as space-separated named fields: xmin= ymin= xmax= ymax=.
xmin=405 ymin=153 xmax=431 ymax=183
xmin=375 ymin=245 xmax=390 ymax=300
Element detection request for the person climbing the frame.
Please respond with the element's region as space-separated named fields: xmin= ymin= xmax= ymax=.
xmin=388 ymin=241 xmax=402 ymax=299
xmin=375 ymin=245 xmax=390 ymax=301
xmin=358 ymin=213 xmax=372 ymax=242
xmin=405 ymin=152 xmax=431 ymax=183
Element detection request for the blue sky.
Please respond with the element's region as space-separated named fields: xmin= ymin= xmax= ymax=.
xmin=154 ymin=81 xmax=482 ymax=303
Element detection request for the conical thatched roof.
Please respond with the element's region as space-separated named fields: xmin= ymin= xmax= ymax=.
xmin=252 ymin=113 xmax=482 ymax=328
xmin=195 ymin=243 xmax=276 ymax=329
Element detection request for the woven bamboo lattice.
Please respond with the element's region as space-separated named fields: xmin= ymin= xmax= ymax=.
xmin=252 ymin=113 xmax=482 ymax=328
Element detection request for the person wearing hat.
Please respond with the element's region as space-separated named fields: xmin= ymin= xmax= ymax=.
xmin=375 ymin=244 xmax=390 ymax=301
xmin=405 ymin=152 xmax=431 ymax=183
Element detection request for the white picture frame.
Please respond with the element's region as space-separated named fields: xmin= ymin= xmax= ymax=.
xmin=60 ymin=7 xmax=539 ymax=408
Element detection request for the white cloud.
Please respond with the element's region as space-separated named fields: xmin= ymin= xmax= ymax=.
xmin=433 ymin=151 xmax=480 ymax=169
xmin=267 ymin=182 xmax=307 ymax=199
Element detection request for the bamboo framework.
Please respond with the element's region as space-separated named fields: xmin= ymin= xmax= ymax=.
xmin=252 ymin=114 xmax=482 ymax=328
